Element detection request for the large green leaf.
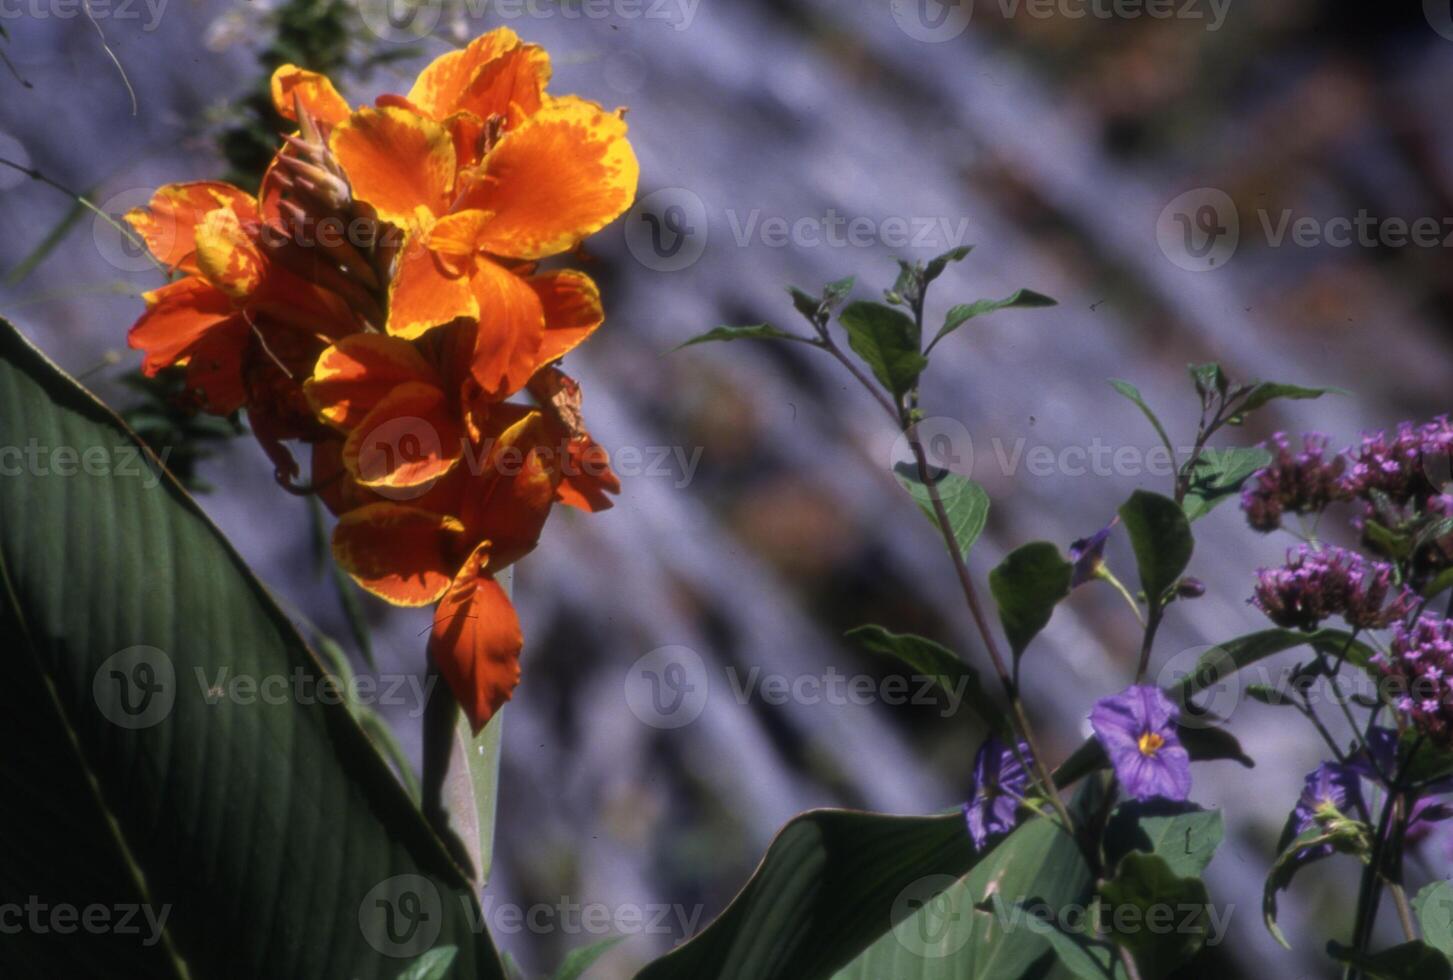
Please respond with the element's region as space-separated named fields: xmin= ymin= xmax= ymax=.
xmin=1181 ymin=446 xmax=1272 ymax=522
xmin=635 ymin=810 xmax=979 ymax=980
xmin=894 ymin=463 xmax=991 ymax=559
xmin=0 ymin=319 xmax=503 ymax=978
xmin=845 ymin=624 xmax=1007 ymax=734
xmin=832 ymin=784 xmax=1100 ymax=980
xmin=839 ymin=301 xmax=927 ymax=400
xmin=1103 ymin=805 xmax=1223 ymax=880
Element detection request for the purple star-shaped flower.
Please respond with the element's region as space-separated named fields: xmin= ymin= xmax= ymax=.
xmin=1069 ymin=519 xmax=1116 ymax=588
xmin=1090 ymin=685 xmax=1191 ymax=802
xmin=962 ymin=737 xmax=1031 ymax=850
xmin=1288 ymin=762 xmax=1363 ymax=859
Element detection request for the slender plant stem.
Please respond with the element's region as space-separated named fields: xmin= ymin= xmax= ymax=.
xmin=812 ymin=315 xmax=1075 ymax=835
xmin=1117 ymin=945 xmax=1144 ymax=980
xmin=1133 ymin=605 xmax=1165 ymax=685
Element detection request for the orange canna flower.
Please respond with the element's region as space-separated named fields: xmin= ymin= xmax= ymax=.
xmin=324 ymin=28 xmax=638 ymax=399
xmin=125 ymin=182 xmax=365 ymax=477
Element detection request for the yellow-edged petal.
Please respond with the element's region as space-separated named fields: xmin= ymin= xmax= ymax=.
xmin=270 ymin=65 xmax=351 ymax=127
xmin=343 ymin=381 xmax=464 ymax=490
xmin=405 ymin=27 xmax=523 ymax=119
xmin=124 ymin=182 xmax=258 ymax=274
xmin=332 ymin=503 xmax=465 ymax=606
xmin=330 ymin=106 xmax=456 ymax=230
xmin=306 ymin=334 xmax=440 ymax=429
xmin=386 ymin=232 xmax=480 ymax=340
xmin=457 ymin=96 xmax=638 ymax=260
xmin=194 ymin=208 xmax=265 ymax=299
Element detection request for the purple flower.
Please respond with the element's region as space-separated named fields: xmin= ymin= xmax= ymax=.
xmin=1251 ymin=545 xmax=1417 ymax=631
xmin=1374 ymin=618 xmax=1453 ymax=744
xmin=1069 ymin=519 xmax=1116 ymax=588
xmin=1343 ymin=417 xmax=1453 ymax=507
xmin=1288 ymin=762 xmax=1364 ymax=859
xmin=1090 ymin=685 xmax=1191 ymax=802
xmin=962 ymin=737 xmax=1031 ymax=850
xmin=1241 ymin=432 xmax=1349 ymax=533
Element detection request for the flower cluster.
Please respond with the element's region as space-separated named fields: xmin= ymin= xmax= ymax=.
xmin=1375 ymin=617 xmax=1453 ymax=744
xmin=1343 ymin=417 xmax=1453 ymax=506
xmin=1240 ymin=432 xmax=1348 ymax=533
xmin=124 ymin=29 xmax=638 ymax=730
xmin=1251 ymin=545 xmax=1416 ymax=632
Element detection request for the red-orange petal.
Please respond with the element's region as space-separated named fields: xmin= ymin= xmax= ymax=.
xmin=453 ymin=42 xmax=550 ymax=124
xmin=330 ymin=106 xmax=455 ymax=231
xmin=386 ymin=232 xmax=480 ymax=340
xmin=306 ymin=334 xmax=440 ymax=429
xmin=128 ymin=277 xmax=238 ymax=375
xmin=462 ymin=409 xmax=560 ymax=562
xmin=428 ymin=547 xmax=522 ymax=732
xmin=531 ymin=269 xmax=604 ymax=369
xmin=125 ymin=182 xmax=259 ymax=275
xmin=468 ymin=256 xmax=545 ymax=398
xmin=458 ymin=97 xmax=638 ymax=261
xmin=270 ymin=65 xmax=351 ymax=127
xmin=343 ymin=381 xmax=464 ymax=490
xmin=332 ymin=503 xmax=465 ymax=605
xmin=182 ymin=317 xmax=251 ymax=415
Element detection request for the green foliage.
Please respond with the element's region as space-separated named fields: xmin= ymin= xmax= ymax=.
xmin=1118 ymin=490 xmax=1194 ymax=607
xmin=1167 ymin=628 xmax=1377 ymax=705
xmin=988 ymin=542 xmax=1073 ymax=659
xmin=845 ymin=625 xmax=1005 ymax=733
xmin=548 ymin=938 xmax=624 ymax=980
xmin=893 ymin=462 xmax=991 ymax=558
xmin=1103 ymin=805 xmax=1223 ymax=879
xmin=1415 ymin=882 xmax=1453 ymax=962
xmin=1327 ymin=941 xmax=1452 ymax=980
xmin=839 ymin=301 xmax=927 ymax=400
xmin=672 ymin=323 xmax=808 ymax=349
xmin=117 ymin=368 xmax=242 ymax=493
xmin=1099 ymin=852 xmax=1211 ymax=978
xmin=0 ymin=319 xmax=503 ymax=977
xmin=396 ymin=947 xmax=459 ymax=980
xmin=1235 ymin=381 xmax=1344 ymax=416
xmin=1108 ymin=380 xmax=1176 ymax=462
xmin=1264 ymin=822 xmax=1371 ymax=949
xmin=1181 ymin=446 xmax=1273 ymax=521
xmin=635 ymin=811 xmax=979 ymax=980
xmin=926 ymin=290 xmax=1057 ymax=353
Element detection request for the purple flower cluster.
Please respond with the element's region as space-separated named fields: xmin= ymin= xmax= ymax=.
xmin=1251 ymin=545 xmax=1417 ymax=631
xmin=1241 ymin=433 xmax=1349 ymax=533
xmin=1343 ymin=416 xmax=1453 ymax=506
xmin=1375 ymin=617 xmax=1453 ymax=744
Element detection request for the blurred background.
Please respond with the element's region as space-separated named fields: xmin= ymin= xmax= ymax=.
xmin=3 ymin=1 xmax=1453 ymax=976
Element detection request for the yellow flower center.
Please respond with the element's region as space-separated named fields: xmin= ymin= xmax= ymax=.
xmin=1137 ymin=731 xmax=1165 ymax=757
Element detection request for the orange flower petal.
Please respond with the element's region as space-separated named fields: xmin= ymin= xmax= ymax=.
xmin=125 ymin=182 xmax=259 ymax=274
xmin=469 ymin=257 xmax=545 ymax=398
xmin=343 ymin=381 xmax=464 ymax=490
xmin=405 ymin=27 xmax=523 ymax=119
xmin=386 ymin=233 xmax=480 ymax=340
xmin=428 ymin=548 xmax=521 ymax=733
xmin=330 ymin=106 xmax=455 ymax=231
xmin=306 ymin=334 xmax=440 ymax=429
xmin=458 ymin=97 xmax=638 ymax=260
xmin=181 ymin=317 xmax=251 ymax=415
xmin=332 ymin=503 xmax=465 ymax=605
xmin=453 ymin=42 xmax=550 ymax=123
xmin=425 ymin=208 xmax=494 ymax=275
xmin=531 ymin=269 xmax=603 ymax=368
xmin=270 ymin=65 xmax=351 ymax=127
xmin=463 ymin=409 xmax=560 ymax=561
xmin=128 ymin=277 xmax=238 ymax=375
xmin=195 ymin=208 xmax=266 ymax=299
xmin=528 ymin=367 xmax=619 ymax=512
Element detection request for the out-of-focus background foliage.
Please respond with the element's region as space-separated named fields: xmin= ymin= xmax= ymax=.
xmin=2 ymin=1 xmax=1452 ymax=976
